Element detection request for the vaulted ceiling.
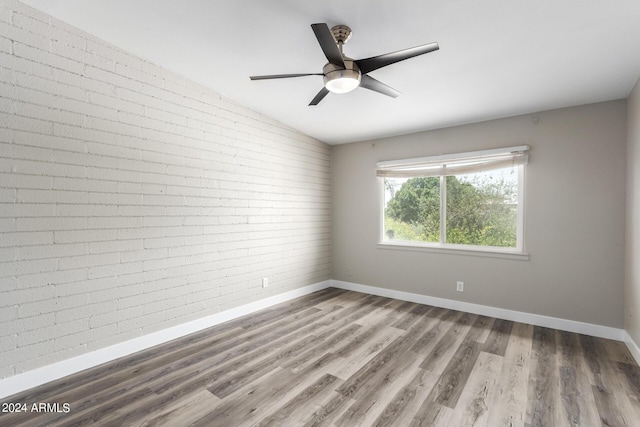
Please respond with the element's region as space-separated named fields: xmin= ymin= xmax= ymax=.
xmin=21 ymin=0 xmax=640 ymax=144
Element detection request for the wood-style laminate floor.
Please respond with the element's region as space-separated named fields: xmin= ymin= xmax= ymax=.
xmin=2 ymin=288 xmax=640 ymax=426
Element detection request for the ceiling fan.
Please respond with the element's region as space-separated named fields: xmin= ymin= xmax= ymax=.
xmin=250 ymin=23 xmax=439 ymax=106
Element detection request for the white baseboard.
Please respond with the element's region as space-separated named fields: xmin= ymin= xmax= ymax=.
xmin=624 ymin=331 xmax=640 ymax=365
xmin=331 ymin=280 xmax=626 ymax=342
xmin=0 ymin=280 xmax=332 ymax=400
xmin=2 ymin=278 xmax=632 ymax=400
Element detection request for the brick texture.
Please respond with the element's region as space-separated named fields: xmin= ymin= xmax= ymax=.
xmin=0 ymin=0 xmax=331 ymax=377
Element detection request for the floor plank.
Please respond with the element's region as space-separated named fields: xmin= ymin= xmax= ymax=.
xmin=446 ymin=351 xmax=503 ymax=427
xmin=255 ymin=373 xmax=341 ymax=427
xmin=485 ymin=321 xmax=532 ymax=427
xmin=1 ymin=288 xmax=639 ymax=427
xmin=580 ymin=334 xmax=638 ymax=426
xmin=127 ymin=390 xmax=221 ymax=427
xmin=526 ymin=326 xmax=559 ymax=426
xmin=335 ymin=352 xmax=422 ymax=426
xmin=556 ymin=330 xmax=601 ymax=426
xmin=372 ymin=367 xmax=438 ymax=427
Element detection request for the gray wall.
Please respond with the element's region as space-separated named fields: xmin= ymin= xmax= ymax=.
xmin=333 ymin=101 xmax=627 ymax=328
xmin=626 ymin=78 xmax=640 ymax=344
xmin=0 ymin=0 xmax=331 ymax=378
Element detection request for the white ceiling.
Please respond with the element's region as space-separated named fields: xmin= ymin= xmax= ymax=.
xmin=21 ymin=0 xmax=640 ymax=145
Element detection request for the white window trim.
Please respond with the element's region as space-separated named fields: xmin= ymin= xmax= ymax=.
xmin=379 ymin=146 xmax=528 ymax=256
xmin=376 ymin=241 xmax=530 ymax=261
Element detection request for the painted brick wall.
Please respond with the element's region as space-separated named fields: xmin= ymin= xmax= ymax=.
xmin=0 ymin=0 xmax=331 ymax=378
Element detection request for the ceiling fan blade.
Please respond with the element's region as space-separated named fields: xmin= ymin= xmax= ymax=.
xmin=355 ymin=42 xmax=439 ymax=74
xmin=311 ymin=23 xmax=346 ymax=68
xmin=250 ymin=73 xmax=322 ymax=80
xmin=359 ymin=74 xmax=401 ymax=98
xmin=309 ymin=87 xmax=330 ymax=106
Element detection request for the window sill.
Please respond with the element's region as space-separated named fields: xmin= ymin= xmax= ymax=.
xmin=377 ymin=241 xmax=530 ymax=261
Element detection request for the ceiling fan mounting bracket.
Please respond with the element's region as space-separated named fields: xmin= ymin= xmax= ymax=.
xmin=330 ymin=25 xmax=352 ymax=45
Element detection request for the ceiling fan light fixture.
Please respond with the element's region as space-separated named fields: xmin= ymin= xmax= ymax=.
xmin=323 ymin=60 xmax=361 ymax=94
xmin=324 ymin=69 xmax=361 ymax=93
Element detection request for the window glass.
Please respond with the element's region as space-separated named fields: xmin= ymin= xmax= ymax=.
xmin=445 ymin=168 xmax=517 ymax=247
xmin=383 ymin=165 xmax=522 ymax=251
xmin=384 ymin=177 xmax=440 ymax=243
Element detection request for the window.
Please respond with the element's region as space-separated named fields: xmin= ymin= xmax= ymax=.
xmin=378 ymin=146 xmax=528 ymax=253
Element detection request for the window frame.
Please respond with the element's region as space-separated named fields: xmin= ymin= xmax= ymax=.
xmin=378 ymin=146 xmax=528 ymax=258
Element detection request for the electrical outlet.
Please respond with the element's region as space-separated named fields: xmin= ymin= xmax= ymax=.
xmin=456 ymin=281 xmax=464 ymax=292
xmin=262 ymin=277 xmax=269 ymax=288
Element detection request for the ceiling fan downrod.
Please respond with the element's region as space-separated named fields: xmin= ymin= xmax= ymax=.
xmin=330 ymin=24 xmax=352 ymax=57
